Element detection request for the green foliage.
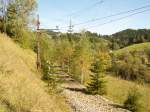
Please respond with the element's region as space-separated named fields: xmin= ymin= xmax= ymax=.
xmin=71 ymin=35 xmax=92 ymax=83
xmin=40 ymin=33 xmax=53 ymax=61
xmin=0 ymin=17 xmax=3 ymax=32
xmin=112 ymin=44 xmax=150 ymax=84
xmin=41 ymin=60 xmax=50 ymax=80
xmin=124 ymin=88 xmax=141 ymax=112
xmin=41 ymin=60 xmax=62 ymax=93
xmin=87 ymin=60 xmax=107 ymax=95
xmin=54 ymin=38 xmax=74 ymax=70
xmin=40 ymin=31 xmax=110 ymax=85
xmin=14 ymin=29 xmax=36 ymax=49
xmin=0 ymin=0 xmax=37 ymax=49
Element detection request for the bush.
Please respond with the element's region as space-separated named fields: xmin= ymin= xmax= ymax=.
xmin=124 ymin=88 xmax=141 ymax=112
xmin=112 ymin=52 xmax=150 ymax=84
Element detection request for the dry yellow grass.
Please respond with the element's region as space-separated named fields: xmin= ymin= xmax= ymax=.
xmin=0 ymin=33 xmax=71 ymax=112
xmin=105 ymin=76 xmax=150 ymax=112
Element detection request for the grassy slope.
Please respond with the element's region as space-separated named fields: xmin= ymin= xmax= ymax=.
xmin=109 ymin=42 xmax=150 ymax=112
xmin=114 ymin=42 xmax=150 ymax=54
xmin=105 ymin=76 xmax=150 ymax=112
xmin=0 ymin=34 xmax=71 ymax=112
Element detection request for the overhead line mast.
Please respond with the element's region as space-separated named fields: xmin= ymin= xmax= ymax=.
xmin=68 ymin=18 xmax=73 ymax=33
xmin=36 ymin=15 xmax=60 ymax=70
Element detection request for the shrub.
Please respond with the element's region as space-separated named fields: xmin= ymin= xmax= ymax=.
xmin=124 ymin=88 xmax=141 ymax=112
xmin=112 ymin=52 xmax=150 ymax=84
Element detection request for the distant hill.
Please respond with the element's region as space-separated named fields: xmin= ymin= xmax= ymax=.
xmin=103 ymin=29 xmax=150 ymax=49
xmin=43 ymin=29 xmax=150 ymax=50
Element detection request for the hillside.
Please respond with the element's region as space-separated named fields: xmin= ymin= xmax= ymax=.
xmin=112 ymin=42 xmax=150 ymax=84
xmin=114 ymin=42 xmax=150 ymax=54
xmin=102 ymin=42 xmax=150 ymax=112
xmin=0 ymin=33 xmax=71 ymax=112
xmin=103 ymin=29 xmax=150 ymax=49
xmin=105 ymin=76 xmax=150 ymax=112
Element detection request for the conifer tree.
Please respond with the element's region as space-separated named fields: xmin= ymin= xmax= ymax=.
xmin=87 ymin=59 xmax=106 ymax=95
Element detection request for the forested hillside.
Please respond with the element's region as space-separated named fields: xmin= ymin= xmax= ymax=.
xmin=112 ymin=42 xmax=150 ymax=84
xmin=104 ymin=29 xmax=150 ymax=49
xmin=46 ymin=29 xmax=150 ymax=50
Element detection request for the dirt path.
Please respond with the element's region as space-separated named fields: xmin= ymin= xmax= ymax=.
xmin=61 ymin=81 xmax=130 ymax=112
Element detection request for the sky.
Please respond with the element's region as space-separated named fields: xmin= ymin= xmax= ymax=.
xmin=37 ymin=0 xmax=150 ymax=35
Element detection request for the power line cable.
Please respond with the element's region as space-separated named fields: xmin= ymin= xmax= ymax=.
xmin=54 ymin=0 xmax=105 ymax=29
xmin=60 ymin=4 xmax=150 ymax=30
xmin=68 ymin=0 xmax=104 ymax=18
xmin=85 ymin=8 xmax=150 ymax=29
xmin=74 ymin=4 xmax=150 ymax=26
